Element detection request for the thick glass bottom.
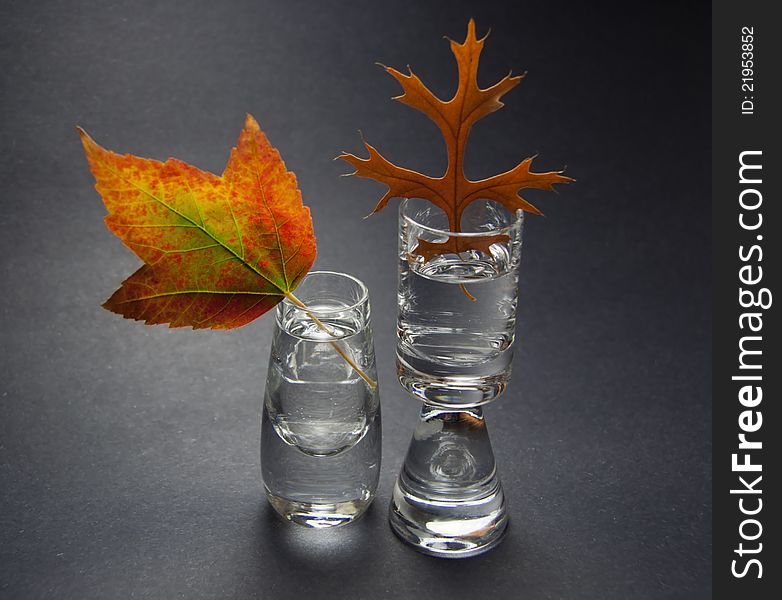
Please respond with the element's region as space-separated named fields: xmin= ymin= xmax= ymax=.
xmin=265 ymin=488 xmax=373 ymax=528
xmin=396 ymin=354 xmax=509 ymax=408
xmin=389 ymin=474 xmax=508 ymax=558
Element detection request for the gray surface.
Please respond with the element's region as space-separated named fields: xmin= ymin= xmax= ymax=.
xmin=1 ymin=1 xmax=711 ymax=598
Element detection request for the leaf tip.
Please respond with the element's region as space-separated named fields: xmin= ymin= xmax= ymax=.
xmin=76 ymin=126 xmax=97 ymax=150
xmin=244 ymin=112 xmax=260 ymax=130
xmin=465 ymin=18 xmax=488 ymax=43
xmin=357 ymin=129 xmax=370 ymax=146
xmin=101 ymin=296 xmax=125 ymax=318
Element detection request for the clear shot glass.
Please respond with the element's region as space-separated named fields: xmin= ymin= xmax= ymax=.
xmin=396 ymin=198 xmax=524 ymax=407
xmin=261 ymin=271 xmax=381 ymax=527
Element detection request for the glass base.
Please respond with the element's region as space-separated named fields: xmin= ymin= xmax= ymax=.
xmin=265 ymin=489 xmax=373 ymax=528
xmin=397 ymin=354 xmax=509 ymax=408
xmin=388 ymin=405 xmax=509 ymax=558
xmin=389 ymin=473 xmax=508 ymax=558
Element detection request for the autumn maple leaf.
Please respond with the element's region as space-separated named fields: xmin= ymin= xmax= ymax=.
xmin=79 ymin=114 xmax=317 ymax=330
xmin=339 ymin=19 xmax=573 ymax=259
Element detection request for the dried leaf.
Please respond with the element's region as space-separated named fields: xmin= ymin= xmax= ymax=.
xmin=79 ymin=114 xmax=317 ymax=329
xmin=339 ymin=19 xmax=573 ymax=257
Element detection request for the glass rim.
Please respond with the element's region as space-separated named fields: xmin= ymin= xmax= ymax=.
xmin=281 ymin=270 xmax=369 ymax=316
xmin=399 ymin=198 xmax=523 ymax=238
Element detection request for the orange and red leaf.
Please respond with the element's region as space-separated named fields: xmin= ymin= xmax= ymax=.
xmin=79 ymin=114 xmax=316 ymax=329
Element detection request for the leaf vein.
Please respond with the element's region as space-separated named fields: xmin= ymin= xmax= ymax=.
xmin=103 ymin=163 xmax=284 ymax=293
xmin=114 ymin=289 xmax=281 ymax=305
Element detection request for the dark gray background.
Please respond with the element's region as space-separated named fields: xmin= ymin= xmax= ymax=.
xmin=1 ymin=1 xmax=711 ymax=598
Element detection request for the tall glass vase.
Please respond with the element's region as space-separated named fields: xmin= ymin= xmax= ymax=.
xmin=261 ymin=271 xmax=381 ymax=528
xmin=390 ymin=199 xmax=522 ymax=557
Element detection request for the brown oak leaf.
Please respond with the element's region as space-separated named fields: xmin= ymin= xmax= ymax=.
xmin=339 ymin=19 xmax=573 ymax=260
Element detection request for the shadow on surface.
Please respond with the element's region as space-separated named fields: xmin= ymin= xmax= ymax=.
xmin=253 ymin=496 xmax=535 ymax=600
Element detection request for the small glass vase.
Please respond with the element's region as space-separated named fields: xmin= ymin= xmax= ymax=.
xmin=261 ymin=271 xmax=381 ymax=528
xmin=396 ymin=198 xmax=523 ymax=408
xmin=391 ymin=199 xmax=521 ymax=556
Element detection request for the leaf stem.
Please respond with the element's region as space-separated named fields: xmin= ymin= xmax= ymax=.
xmin=459 ymin=283 xmax=477 ymax=301
xmin=283 ymin=291 xmax=378 ymax=390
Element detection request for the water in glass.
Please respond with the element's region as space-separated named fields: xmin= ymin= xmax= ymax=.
xmin=261 ymin=272 xmax=381 ymax=527
xmin=397 ymin=199 xmax=523 ymax=406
